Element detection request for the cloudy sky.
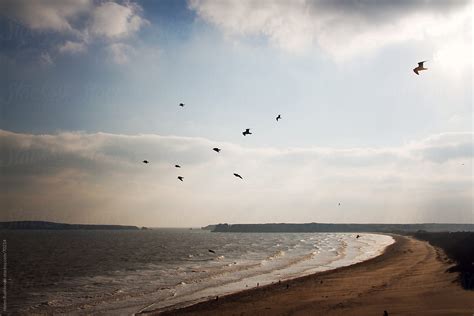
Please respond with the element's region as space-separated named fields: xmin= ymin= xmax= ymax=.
xmin=1 ymin=0 xmax=472 ymax=226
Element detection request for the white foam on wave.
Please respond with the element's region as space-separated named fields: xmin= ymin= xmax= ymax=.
xmin=137 ymin=233 xmax=394 ymax=314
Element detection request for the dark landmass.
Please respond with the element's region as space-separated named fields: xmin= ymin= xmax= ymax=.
xmin=0 ymin=221 xmax=140 ymax=230
xmin=211 ymin=223 xmax=474 ymax=233
xmin=412 ymin=231 xmax=474 ymax=290
xmin=201 ymin=225 xmax=216 ymax=230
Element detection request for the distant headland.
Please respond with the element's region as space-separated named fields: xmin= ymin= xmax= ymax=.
xmin=0 ymin=221 xmax=141 ymax=230
xmin=210 ymin=223 xmax=474 ymax=233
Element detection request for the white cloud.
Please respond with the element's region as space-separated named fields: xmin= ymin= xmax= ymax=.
xmin=89 ymin=2 xmax=148 ymax=39
xmin=0 ymin=1 xmax=149 ymax=64
xmin=106 ymin=43 xmax=135 ymax=64
xmin=1 ymin=129 xmax=472 ymax=226
xmin=0 ymin=0 xmax=92 ymax=33
xmin=58 ymin=40 xmax=87 ymax=54
xmin=189 ymin=0 xmax=472 ymax=62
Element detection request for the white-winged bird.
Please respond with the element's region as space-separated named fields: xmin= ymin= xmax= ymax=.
xmin=242 ymin=128 xmax=252 ymax=136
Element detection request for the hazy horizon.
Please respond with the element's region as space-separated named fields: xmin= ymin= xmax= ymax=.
xmin=1 ymin=0 xmax=472 ymax=227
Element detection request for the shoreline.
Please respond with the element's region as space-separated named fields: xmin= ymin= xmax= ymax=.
xmin=143 ymin=235 xmax=474 ymax=315
xmin=139 ymin=234 xmax=398 ymax=315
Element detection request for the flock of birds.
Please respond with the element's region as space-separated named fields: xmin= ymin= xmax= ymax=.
xmin=142 ymin=61 xmax=429 ymax=188
xmin=142 ymin=107 xmax=284 ymax=181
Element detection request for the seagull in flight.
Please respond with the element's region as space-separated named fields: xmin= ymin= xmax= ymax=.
xmin=413 ymin=61 xmax=428 ymax=75
xmin=242 ymin=129 xmax=252 ymax=136
xmin=177 ymin=176 xmax=184 ymax=182
xmin=213 ymin=148 xmax=221 ymax=153
xmin=233 ymin=173 xmax=243 ymax=179
xmin=179 ymin=103 xmax=185 ymax=107
xmin=143 ymin=160 xmax=149 ymax=164
xmin=276 ymin=114 xmax=282 ymax=122
xmin=175 ymin=164 xmax=181 ymax=168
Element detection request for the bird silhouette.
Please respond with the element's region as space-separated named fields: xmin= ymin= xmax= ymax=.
xmin=276 ymin=114 xmax=281 ymax=121
xmin=413 ymin=61 xmax=428 ymax=75
xmin=179 ymin=103 xmax=184 ymax=107
xmin=177 ymin=176 xmax=184 ymax=181
xmin=175 ymin=164 xmax=181 ymax=168
xmin=242 ymin=128 xmax=252 ymax=136
xmin=213 ymin=148 xmax=221 ymax=153
xmin=356 ymin=234 xmax=361 ymax=239
xmin=233 ymin=173 xmax=243 ymax=179
xmin=143 ymin=160 xmax=149 ymax=164
xmin=338 ymin=203 xmax=341 ymax=206
xmin=208 ymin=249 xmax=216 ymax=254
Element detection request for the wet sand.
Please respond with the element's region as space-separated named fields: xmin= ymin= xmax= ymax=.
xmin=146 ymin=235 xmax=474 ymax=315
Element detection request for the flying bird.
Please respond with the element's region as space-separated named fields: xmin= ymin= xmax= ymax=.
xmin=208 ymin=249 xmax=216 ymax=254
xmin=213 ymin=147 xmax=221 ymax=153
xmin=413 ymin=61 xmax=428 ymax=75
xmin=338 ymin=203 xmax=341 ymax=206
xmin=175 ymin=164 xmax=181 ymax=168
xmin=177 ymin=176 xmax=184 ymax=182
xmin=179 ymin=103 xmax=185 ymax=107
xmin=233 ymin=173 xmax=243 ymax=179
xmin=143 ymin=160 xmax=149 ymax=164
xmin=242 ymin=128 xmax=252 ymax=136
xmin=276 ymin=114 xmax=281 ymax=121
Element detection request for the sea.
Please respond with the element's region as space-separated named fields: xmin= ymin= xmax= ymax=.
xmin=1 ymin=229 xmax=394 ymax=315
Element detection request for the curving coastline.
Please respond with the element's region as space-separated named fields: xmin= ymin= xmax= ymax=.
xmin=143 ymin=235 xmax=474 ymax=315
xmin=139 ymin=234 xmax=395 ymax=315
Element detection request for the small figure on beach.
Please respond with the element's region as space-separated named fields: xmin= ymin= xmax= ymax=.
xmin=215 ymin=296 xmax=219 ymax=301
xmin=356 ymin=234 xmax=361 ymax=239
xmin=286 ymin=284 xmax=289 ymax=289
xmin=257 ymin=282 xmax=259 ymax=287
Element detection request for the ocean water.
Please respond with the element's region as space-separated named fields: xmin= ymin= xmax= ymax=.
xmin=1 ymin=229 xmax=393 ymax=315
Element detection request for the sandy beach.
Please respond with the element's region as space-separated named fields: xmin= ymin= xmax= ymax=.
xmin=147 ymin=235 xmax=474 ymax=315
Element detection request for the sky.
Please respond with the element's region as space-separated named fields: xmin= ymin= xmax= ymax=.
xmin=0 ymin=0 xmax=472 ymax=227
